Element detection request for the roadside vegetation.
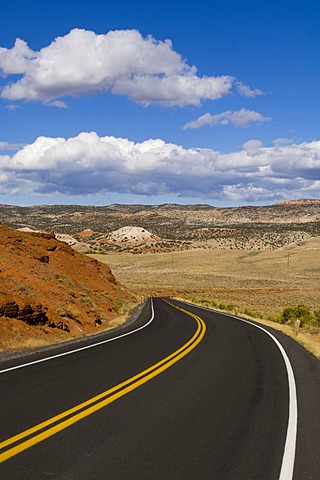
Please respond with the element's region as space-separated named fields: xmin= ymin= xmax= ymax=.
xmin=181 ymin=296 xmax=320 ymax=359
xmin=186 ymin=298 xmax=320 ymax=328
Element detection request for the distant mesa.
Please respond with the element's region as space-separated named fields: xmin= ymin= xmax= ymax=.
xmin=108 ymin=226 xmax=159 ymax=244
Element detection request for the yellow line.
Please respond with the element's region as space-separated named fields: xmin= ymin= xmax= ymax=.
xmin=0 ymin=304 xmax=206 ymax=464
xmin=0 ymin=305 xmax=200 ymax=450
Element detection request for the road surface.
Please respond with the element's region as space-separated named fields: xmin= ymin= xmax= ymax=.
xmin=1 ymin=298 xmax=319 ymax=479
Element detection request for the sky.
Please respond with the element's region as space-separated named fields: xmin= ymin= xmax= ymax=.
xmin=0 ymin=0 xmax=319 ymax=206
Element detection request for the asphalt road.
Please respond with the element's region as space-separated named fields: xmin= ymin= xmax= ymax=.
xmin=0 ymin=297 xmax=319 ymax=479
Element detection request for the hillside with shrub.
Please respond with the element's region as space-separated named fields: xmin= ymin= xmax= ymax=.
xmin=0 ymin=225 xmax=137 ymax=351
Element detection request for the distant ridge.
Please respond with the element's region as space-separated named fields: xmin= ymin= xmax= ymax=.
xmin=0 ymin=199 xmax=319 ymax=252
xmin=275 ymin=198 xmax=320 ymax=206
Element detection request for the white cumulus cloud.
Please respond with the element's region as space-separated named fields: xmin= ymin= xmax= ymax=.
xmin=183 ymin=109 xmax=271 ymax=130
xmin=243 ymin=139 xmax=264 ymax=156
xmin=0 ymin=38 xmax=37 ymax=74
xmin=0 ymin=29 xmax=260 ymax=107
xmin=0 ymin=132 xmax=319 ymax=202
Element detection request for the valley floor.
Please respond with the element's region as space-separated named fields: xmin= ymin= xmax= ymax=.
xmin=91 ymin=236 xmax=320 ymax=357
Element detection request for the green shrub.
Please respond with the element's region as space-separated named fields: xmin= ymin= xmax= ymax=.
xmin=243 ymin=308 xmax=257 ymax=317
xmin=113 ymin=299 xmax=124 ymax=313
xmin=313 ymin=308 xmax=320 ymax=326
xmin=280 ymin=304 xmax=313 ymax=326
xmin=227 ymin=304 xmax=238 ymax=312
xmin=19 ymin=284 xmax=32 ymax=294
xmin=209 ymin=300 xmax=218 ymax=308
xmin=80 ymin=296 xmax=93 ymax=307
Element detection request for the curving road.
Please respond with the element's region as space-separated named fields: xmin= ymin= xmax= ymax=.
xmin=0 ymin=298 xmax=319 ymax=479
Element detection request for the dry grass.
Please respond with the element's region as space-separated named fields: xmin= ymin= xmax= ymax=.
xmin=91 ymin=236 xmax=320 ymax=357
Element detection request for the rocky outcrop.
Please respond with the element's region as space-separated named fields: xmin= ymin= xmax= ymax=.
xmin=17 ymin=304 xmax=48 ymax=326
xmin=0 ymin=301 xmax=19 ymax=318
xmin=37 ymin=255 xmax=49 ymax=263
xmin=0 ymin=300 xmax=49 ymax=326
xmin=47 ymin=318 xmax=70 ymax=332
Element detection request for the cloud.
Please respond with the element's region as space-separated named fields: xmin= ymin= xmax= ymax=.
xmin=272 ymin=138 xmax=293 ymax=146
xmin=0 ymin=132 xmax=319 ymax=202
xmin=242 ymin=139 xmax=264 ymax=156
xmin=0 ymin=141 xmax=26 ymax=151
xmin=183 ymin=109 xmax=271 ymax=130
xmin=46 ymin=100 xmax=68 ymax=109
xmin=112 ymin=74 xmax=233 ymax=107
xmin=0 ymin=38 xmax=36 ymax=74
xmin=0 ymin=29 xmax=258 ymax=107
xmin=6 ymin=104 xmax=21 ymax=110
xmin=236 ymin=82 xmax=264 ymax=97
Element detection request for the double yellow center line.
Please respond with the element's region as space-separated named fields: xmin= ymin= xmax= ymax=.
xmin=0 ymin=303 xmax=206 ymax=464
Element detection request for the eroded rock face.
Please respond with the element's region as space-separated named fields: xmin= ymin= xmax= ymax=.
xmin=0 ymin=301 xmax=49 ymax=326
xmin=0 ymin=301 xmax=19 ymax=318
xmin=53 ymin=320 xmax=70 ymax=332
xmin=17 ymin=304 xmax=49 ymax=326
xmin=0 ymin=300 xmax=72 ymax=332
xmin=37 ymin=255 xmax=49 ymax=263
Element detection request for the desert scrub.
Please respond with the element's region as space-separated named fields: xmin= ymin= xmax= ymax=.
xmin=279 ymin=304 xmax=319 ymax=326
xmin=80 ymin=296 xmax=94 ymax=307
xmin=314 ymin=308 xmax=320 ymax=325
xmin=56 ymin=305 xmax=80 ymax=320
xmin=243 ymin=307 xmax=259 ymax=318
xmin=218 ymin=303 xmax=227 ymax=310
xmin=190 ymin=297 xmax=218 ymax=308
xmin=56 ymin=275 xmax=74 ymax=286
xmin=112 ymin=298 xmax=124 ymax=313
xmin=18 ymin=284 xmax=32 ymax=294
xmin=227 ymin=304 xmax=239 ymax=312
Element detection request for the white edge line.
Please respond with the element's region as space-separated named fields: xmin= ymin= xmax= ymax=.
xmin=179 ymin=301 xmax=297 ymax=480
xmin=0 ymin=298 xmax=155 ymax=375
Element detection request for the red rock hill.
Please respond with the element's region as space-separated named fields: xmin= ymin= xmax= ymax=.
xmin=0 ymin=225 xmax=136 ymax=351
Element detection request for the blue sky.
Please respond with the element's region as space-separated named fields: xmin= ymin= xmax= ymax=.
xmin=0 ymin=0 xmax=319 ymax=206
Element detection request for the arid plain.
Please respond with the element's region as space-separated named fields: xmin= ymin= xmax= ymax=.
xmin=92 ymin=236 xmax=320 ymax=356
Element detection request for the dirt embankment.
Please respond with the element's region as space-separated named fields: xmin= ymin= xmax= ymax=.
xmin=0 ymin=225 xmax=137 ymax=351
